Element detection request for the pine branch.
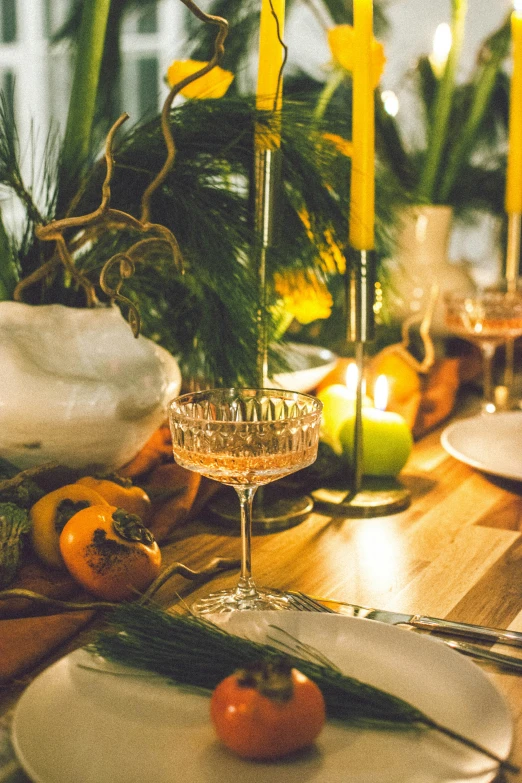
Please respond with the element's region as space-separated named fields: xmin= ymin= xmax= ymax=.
xmin=0 ymin=89 xmax=43 ymax=226
xmin=92 ymin=604 xmax=428 ymax=727
xmin=60 ymin=97 xmax=356 ymax=383
xmin=0 ymin=214 xmax=17 ymax=300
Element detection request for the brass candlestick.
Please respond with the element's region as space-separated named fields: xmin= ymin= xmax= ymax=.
xmin=348 ymin=250 xmax=374 ymax=495
xmin=312 ymin=249 xmax=411 ymax=518
xmin=252 ymin=140 xmax=282 ymax=385
xmin=208 ymin=121 xmax=315 ymax=531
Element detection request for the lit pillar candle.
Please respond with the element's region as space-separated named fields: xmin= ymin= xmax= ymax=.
xmin=506 ymin=1 xmax=522 ymax=215
xmin=317 ymin=363 xmax=370 ymax=449
xmin=349 ymin=0 xmax=375 ymax=251
xmin=256 ymin=0 xmax=285 ymax=113
xmin=329 ymin=375 xmax=413 ymax=477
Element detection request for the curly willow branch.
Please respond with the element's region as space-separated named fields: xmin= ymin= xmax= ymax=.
xmin=140 ymin=0 xmax=229 ymax=225
xmin=100 ymin=1 xmax=228 ymax=335
xmin=15 ymin=0 xmax=229 ymax=338
xmin=269 ymin=0 xmax=288 ymax=113
xmin=14 ymin=114 xmax=129 ymax=306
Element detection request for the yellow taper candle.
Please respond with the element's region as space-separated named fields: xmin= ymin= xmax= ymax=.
xmin=350 ymin=0 xmax=375 ymax=251
xmin=506 ymin=2 xmax=522 ymax=214
xmin=256 ymin=0 xmax=285 ymax=112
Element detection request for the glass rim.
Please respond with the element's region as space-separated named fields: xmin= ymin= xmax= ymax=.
xmin=168 ymin=386 xmax=323 ymax=424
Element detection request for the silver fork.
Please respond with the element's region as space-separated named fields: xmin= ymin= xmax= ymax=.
xmin=286 ymin=590 xmax=522 ymax=673
xmin=287 ymin=591 xmax=335 ymax=613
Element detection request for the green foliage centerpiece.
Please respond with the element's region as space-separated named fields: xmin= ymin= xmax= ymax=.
xmin=0 ymin=0 xmax=369 ymax=387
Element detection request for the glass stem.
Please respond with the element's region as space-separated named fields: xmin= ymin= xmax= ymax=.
xmin=234 ymin=486 xmax=258 ymax=599
xmin=505 ymin=338 xmax=515 ymax=390
xmin=481 ymin=343 xmax=497 ymax=410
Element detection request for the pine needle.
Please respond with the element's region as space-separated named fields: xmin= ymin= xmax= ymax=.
xmin=90 ymin=603 xmax=517 ymax=773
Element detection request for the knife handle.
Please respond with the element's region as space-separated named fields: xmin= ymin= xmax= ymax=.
xmin=411 ymin=615 xmax=522 ymax=648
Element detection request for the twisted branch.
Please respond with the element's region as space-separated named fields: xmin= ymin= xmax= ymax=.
xmin=377 ymin=285 xmax=437 ymax=375
xmin=140 ymin=0 xmax=229 ymax=224
xmin=14 ymin=114 xmax=129 ymax=306
xmin=0 ymin=557 xmax=240 ymax=614
xmin=13 ymin=257 xmax=60 ymax=303
xmin=15 ymin=0 xmax=229 ymax=338
xmin=99 ymin=252 xmax=140 ymax=335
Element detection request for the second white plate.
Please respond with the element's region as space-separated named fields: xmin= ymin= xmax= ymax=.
xmin=271 ymin=343 xmax=337 ymax=393
xmin=12 ymin=612 xmax=513 ymax=783
xmin=441 ymin=411 xmax=522 ymax=481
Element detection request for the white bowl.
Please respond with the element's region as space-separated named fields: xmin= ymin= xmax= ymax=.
xmin=271 ymin=342 xmax=337 ymax=393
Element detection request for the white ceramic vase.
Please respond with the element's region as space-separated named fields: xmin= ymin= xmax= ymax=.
xmin=384 ymin=205 xmax=474 ymax=334
xmin=0 ymin=302 xmax=182 ymax=470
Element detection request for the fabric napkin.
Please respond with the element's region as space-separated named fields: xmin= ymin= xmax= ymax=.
xmin=0 ymin=425 xmax=218 ymax=684
xmin=0 ymin=609 xmax=95 ymax=685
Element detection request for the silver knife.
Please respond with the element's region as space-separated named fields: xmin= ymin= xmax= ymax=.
xmin=443 ymin=640 xmax=522 ymax=673
xmin=294 ymin=593 xmax=522 ymax=648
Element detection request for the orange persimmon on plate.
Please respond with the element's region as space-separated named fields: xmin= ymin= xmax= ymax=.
xmin=210 ymin=660 xmax=326 ymax=760
xmin=59 ymin=505 xmax=161 ymax=601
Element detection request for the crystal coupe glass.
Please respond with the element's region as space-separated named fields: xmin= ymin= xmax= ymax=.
xmin=445 ymin=285 xmax=522 ymax=412
xmin=169 ymin=388 xmax=322 ymax=613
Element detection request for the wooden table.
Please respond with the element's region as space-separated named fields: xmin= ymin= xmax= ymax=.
xmin=1 ymin=411 xmax=522 ymax=782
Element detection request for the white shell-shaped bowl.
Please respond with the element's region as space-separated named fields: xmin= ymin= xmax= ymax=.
xmin=0 ymin=303 xmax=182 ymax=471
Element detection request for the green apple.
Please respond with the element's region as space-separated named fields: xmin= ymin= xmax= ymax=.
xmin=339 ymin=407 xmax=413 ymax=476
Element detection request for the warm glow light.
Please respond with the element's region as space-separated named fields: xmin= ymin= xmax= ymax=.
xmin=381 ymin=89 xmax=399 ymax=117
xmin=515 ymin=0 xmax=522 ymax=15
xmin=373 ymin=374 xmax=388 ymax=411
xmin=344 ymin=362 xmax=367 ymax=399
xmin=353 ymin=520 xmax=402 ymax=594
xmin=430 ymin=23 xmax=452 ymax=77
xmin=345 ymin=362 xmax=358 ymax=397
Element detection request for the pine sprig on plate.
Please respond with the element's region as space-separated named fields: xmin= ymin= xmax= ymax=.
xmin=90 ymin=603 xmax=517 ymax=773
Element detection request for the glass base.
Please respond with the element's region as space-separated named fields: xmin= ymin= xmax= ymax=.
xmin=312 ymin=476 xmax=411 ymax=518
xmin=207 ymin=485 xmax=314 ymax=532
xmin=191 ymin=586 xmax=292 ymax=615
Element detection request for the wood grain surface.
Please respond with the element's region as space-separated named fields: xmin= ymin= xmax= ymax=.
xmin=1 ymin=410 xmax=522 ymax=782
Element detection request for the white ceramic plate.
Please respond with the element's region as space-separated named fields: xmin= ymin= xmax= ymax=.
xmin=272 ymin=343 xmax=337 ymax=393
xmin=441 ymin=411 xmax=522 ymax=482
xmin=12 ymin=612 xmax=512 ymax=783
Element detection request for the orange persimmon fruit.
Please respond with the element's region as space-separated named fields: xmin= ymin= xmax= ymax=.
xmin=210 ymin=660 xmax=326 ymax=760
xmin=59 ymin=505 xmax=161 ymax=601
xmin=30 ymin=484 xmax=110 ymax=570
xmin=76 ymin=476 xmax=152 ymax=523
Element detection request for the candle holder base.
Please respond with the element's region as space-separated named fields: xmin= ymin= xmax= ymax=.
xmin=207 ymin=485 xmax=314 ymax=533
xmin=312 ymin=477 xmax=411 ymax=518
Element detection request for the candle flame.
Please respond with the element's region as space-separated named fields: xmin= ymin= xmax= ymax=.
xmin=374 ymin=375 xmax=389 ymax=411
xmin=344 ymin=362 xmax=366 ymax=399
xmin=345 ymin=362 xmax=358 ymax=398
xmin=430 ymin=23 xmax=452 ymax=77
